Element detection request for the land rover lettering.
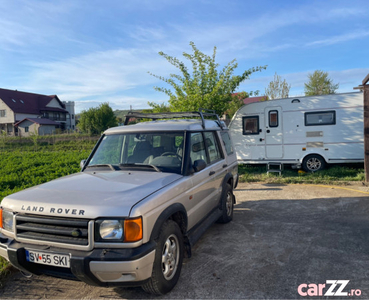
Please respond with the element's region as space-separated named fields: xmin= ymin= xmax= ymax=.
xmin=20 ymin=205 xmax=85 ymax=215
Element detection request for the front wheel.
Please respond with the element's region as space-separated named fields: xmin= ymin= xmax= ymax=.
xmin=302 ymin=154 xmax=326 ymax=172
xmin=142 ymin=220 xmax=184 ymax=295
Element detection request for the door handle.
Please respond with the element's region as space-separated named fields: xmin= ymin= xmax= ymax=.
xmin=266 ymin=130 xmax=270 ymax=133
xmin=259 ymin=138 xmax=264 ymax=142
xmin=209 ymin=171 xmax=215 ymax=176
xmin=222 ymin=164 xmax=228 ymax=168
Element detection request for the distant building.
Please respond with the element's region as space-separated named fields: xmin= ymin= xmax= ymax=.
xmin=242 ymin=96 xmax=268 ymax=104
xmin=0 ymin=88 xmax=75 ymax=136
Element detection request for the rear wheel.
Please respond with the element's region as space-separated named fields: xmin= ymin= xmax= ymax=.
xmin=142 ymin=220 xmax=184 ymax=295
xmin=217 ymin=183 xmax=234 ymax=223
xmin=302 ymin=155 xmax=326 ymax=172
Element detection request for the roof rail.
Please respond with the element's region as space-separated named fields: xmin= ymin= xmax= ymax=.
xmin=124 ymin=108 xmax=224 ymax=129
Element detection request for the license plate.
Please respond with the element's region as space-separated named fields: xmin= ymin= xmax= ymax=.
xmin=25 ymin=250 xmax=70 ymax=268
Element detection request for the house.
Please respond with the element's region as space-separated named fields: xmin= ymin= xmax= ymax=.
xmin=0 ymin=88 xmax=75 ymax=136
xmin=242 ymin=96 xmax=268 ymax=104
xmin=14 ymin=118 xmax=60 ymax=136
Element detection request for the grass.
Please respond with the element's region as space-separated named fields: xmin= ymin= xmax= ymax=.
xmin=239 ymin=164 xmax=365 ymax=185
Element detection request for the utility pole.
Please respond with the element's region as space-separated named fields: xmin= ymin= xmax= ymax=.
xmin=355 ymin=74 xmax=369 ymax=182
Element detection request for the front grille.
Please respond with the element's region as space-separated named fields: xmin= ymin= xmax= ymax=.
xmin=15 ymin=214 xmax=89 ymax=246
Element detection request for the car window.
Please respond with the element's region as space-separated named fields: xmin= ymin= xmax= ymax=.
xmin=204 ymin=131 xmax=222 ymax=163
xmin=190 ymin=132 xmax=206 ymax=163
xmin=220 ymin=131 xmax=234 ymax=155
xmin=90 ymin=135 xmax=124 ymax=165
xmin=89 ymin=132 xmax=184 ymax=174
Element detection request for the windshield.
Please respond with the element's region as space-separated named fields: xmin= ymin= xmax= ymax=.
xmin=87 ymin=132 xmax=185 ymax=174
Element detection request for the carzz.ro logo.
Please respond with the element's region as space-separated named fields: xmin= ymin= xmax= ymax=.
xmin=298 ymin=280 xmax=361 ymax=297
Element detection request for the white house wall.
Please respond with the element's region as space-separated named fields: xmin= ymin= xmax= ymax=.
xmin=38 ymin=125 xmax=56 ymax=135
xmin=46 ymin=98 xmax=64 ymax=109
xmin=17 ymin=120 xmax=38 ymax=137
xmin=0 ymin=99 xmax=15 ymax=124
xmin=15 ymin=113 xmax=39 ymax=121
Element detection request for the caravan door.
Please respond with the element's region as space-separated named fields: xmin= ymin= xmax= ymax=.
xmin=264 ymin=106 xmax=283 ymax=158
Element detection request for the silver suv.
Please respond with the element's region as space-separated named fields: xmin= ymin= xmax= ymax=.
xmin=0 ymin=110 xmax=238 ymax=295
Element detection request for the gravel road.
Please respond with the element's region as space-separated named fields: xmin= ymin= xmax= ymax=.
xmin=1 ymin=182 xmax=369 ymax=299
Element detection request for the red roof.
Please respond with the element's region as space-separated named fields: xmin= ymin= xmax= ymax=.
xmin=231 ymin=93 xmax=268 ymax=105
xmin=0 ymin=88 xmax=66 ymax=114
xmin=243 ymin=96 xmax=268 ymax=104
xmin=14 ymin=118 xmax=59 ymax=127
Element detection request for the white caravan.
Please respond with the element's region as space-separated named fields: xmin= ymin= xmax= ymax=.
xmin=228 ymin=92 xmax=364 ymax=171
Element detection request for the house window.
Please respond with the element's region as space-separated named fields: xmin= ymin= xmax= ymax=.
xmin=25 ymin=127 xmax=29 ymax=133
xmin=305 ymin=111 xmax=336 ymax=126
xmin=269 ymin=110 xmax=278 ymax=127
xmin=242 ymin=116 xmax=259 ymax=135
xmin=0 ymin=110 xmax=5 ymax=117
xmin=72 ymin=114 xmax=75 ymax=119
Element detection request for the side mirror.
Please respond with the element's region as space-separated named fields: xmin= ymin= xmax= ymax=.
xmin=193 ymin=159 xmax=206 ymax=172
xmin=80 ymin=159 xmax=86 ymax=170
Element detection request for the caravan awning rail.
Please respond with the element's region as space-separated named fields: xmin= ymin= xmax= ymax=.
xmin=124 ymin=109 xmax=224 ymax=129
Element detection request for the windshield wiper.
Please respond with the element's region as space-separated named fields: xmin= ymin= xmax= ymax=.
xmin=119 ymin=163 xmax=161 ymax=172
xmin=86 ymin=164 xmax=117 ymax=171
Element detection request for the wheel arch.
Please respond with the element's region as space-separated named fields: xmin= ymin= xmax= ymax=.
xmin=220 ymin=173 xmax=235 ymax=206
xmin=301 ymin=153 xmax=327 ymax=171
xmin=149 ymin=203 xmax=191 ymax=258
xmin=149 ymin=203 xmax=188 ymax=242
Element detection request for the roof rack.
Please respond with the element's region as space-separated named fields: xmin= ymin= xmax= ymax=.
xmin=124 ymin=108 xmax=224 ymax=129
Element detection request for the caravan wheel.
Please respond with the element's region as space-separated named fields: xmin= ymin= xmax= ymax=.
xmin=302 ymin=155 xmax=326 ymax=172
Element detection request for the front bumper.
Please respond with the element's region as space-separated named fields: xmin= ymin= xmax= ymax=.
xmin=0 ymin=232 xmax=156 ymax=287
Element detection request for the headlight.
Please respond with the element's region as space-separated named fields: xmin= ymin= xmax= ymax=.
xmin=0 ymin=209 xmax=14 ymax=232
xmin=99 ymin=220 xmax=123 ymax=240
xmin=95 ymin=217 xmax=143 ymax=242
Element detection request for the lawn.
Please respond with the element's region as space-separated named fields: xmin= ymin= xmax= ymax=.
xmin=238 ymin=164 xmax=365 ymax=185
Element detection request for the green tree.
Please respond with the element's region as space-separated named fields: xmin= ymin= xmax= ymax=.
xmin=149 ymin=41 xmax=266 ymax=116
xmin=146 ymin=102 xmax=171 ymax=113
xmin=304 ymin=70 xmax=339 ymax=96
xmin=265 ymin=72 xmax=291 ymax=99
xmin=78 ymin=103 xmax=118 ymax=134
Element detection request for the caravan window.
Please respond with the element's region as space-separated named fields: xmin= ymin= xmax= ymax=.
xmin=305 ymin=111 xmax=336 ymax=126
xmin=242 ymin=116 xmax=259 ymax=135
xmin=269 ymin=110 xmax=278 ymax=127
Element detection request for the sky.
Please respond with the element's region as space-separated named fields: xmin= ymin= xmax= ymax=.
xmin=0 ymin=0 xmax=368 ymax=113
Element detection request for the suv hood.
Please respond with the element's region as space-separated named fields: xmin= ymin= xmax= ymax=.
xmin=2 ymin=171 xmax=182 ymax=218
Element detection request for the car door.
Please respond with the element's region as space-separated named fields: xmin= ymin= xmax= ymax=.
xmin=185 ymin=131 xmax=225 ymax=230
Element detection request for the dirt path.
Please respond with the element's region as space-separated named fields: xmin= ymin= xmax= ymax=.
xmin=1 ymin=182 xmax=369 ymax=299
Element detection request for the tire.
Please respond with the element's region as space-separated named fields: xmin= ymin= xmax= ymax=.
xmin=142 ymin=220 xmax=184 ymax=295
xmin=217 ymin=183 xmax=234 ymax=224
xmin=302 ymin=154 xmax=326 ymax=172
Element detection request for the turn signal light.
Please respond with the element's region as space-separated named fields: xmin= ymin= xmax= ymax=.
xmin=0 ymin=208 xmax=3 ymax=228
xmin=124 ymin=217 xmax=143 ymax=242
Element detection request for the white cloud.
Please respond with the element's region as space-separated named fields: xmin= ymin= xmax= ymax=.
xmin=306 ymin=30 xmax=369 ymax=47
xmin=19 ymin=47 xmax=177 ymax=112
xmin=25 ymin=49 xmax=158 ymax=92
